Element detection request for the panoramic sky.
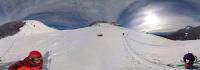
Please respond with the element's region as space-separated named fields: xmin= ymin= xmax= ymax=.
xmin=0 ymin=0 xmax=200 ymax=32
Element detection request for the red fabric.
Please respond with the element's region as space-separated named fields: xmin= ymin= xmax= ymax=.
xmin=29 ymin=51 xmax=42 ymax=58
xmin=8 ymin=57 xmax=43 ymax=70
xmin=184 ymin=64 xmax=193 ymax=69
xmin=17 ymin=66 xmax=40 ymax=70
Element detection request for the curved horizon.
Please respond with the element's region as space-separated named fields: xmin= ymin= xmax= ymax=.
xmin=0 ymin=0 xmax=200 ymax=32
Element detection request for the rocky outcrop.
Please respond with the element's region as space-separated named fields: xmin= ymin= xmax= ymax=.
xmin=153 ymin=26 xmax=200 ymax=40
xmin=0 ymin=21 xmax=25 ymax=39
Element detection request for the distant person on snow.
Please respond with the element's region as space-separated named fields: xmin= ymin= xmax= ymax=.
xmin=8 ymin=51 xmax=43 ymax=70
xmin=183 ymin=53 xmax=197 ymax=69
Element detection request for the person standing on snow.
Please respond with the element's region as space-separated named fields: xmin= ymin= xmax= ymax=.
xmin=8 ymin=50 xmax=43 ymax=70
xmin=183 ymin=53 xmax=197 ymax=69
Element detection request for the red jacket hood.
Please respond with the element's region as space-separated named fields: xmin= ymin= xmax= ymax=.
xmin=23 ymin=57 xmax=43 ymax=67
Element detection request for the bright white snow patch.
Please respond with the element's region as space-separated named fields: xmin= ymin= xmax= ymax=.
xmin=15 ymin=20 xmax=57 ymax=37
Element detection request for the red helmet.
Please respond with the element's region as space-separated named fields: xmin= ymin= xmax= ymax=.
xmin=28 ymin=51 xmax=42 ymax=58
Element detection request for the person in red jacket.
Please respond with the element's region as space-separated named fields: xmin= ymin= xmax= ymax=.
xmin=8 ymin=50 xmax=43 ymax=70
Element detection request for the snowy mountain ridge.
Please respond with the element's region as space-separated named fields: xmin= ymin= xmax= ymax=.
xmin=15 ymin=20 xmax=57 ymax=37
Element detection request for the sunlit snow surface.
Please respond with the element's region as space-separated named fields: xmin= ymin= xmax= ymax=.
xmin=1 ymin=21 xmax=200 ymax=70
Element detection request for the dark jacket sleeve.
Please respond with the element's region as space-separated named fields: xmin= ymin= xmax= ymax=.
xmin=8 ymin=61 xmax=24 ymax=70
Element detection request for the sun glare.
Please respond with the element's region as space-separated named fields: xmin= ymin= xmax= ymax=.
xmin=144 ymin=12 xmax=159 ymax=27
xmin=139 ymin=11 xmax=161 ymax=32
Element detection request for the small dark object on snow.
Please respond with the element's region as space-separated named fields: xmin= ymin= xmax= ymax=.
xmin=97 ymin=34 xmax=103 ymax=37
xmin=0 ymin=57 xmax=2 ymax=62
xmin=167 ymin=64 xmax=175 ymax=68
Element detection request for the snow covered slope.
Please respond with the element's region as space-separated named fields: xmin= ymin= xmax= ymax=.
xmin=15 ymin=20 xmax=57 ymax=37
xmin=0 ymin=21 xmax=200 ymax=70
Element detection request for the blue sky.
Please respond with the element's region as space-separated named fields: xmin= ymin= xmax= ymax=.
xmin=0 ymin=0 xmax=200 ymax=32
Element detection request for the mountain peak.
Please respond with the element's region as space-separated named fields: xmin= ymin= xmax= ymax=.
xmin=184 ymin=25 xmax=193 ymax=31
xmin=15 ymin=20 xmax=57 ymax=36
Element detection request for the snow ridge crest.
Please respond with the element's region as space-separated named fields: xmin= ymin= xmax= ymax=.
xmin=16 ymin=20 xmax=57 ymax=36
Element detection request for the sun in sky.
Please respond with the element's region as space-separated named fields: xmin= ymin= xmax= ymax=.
xmin=144 ymin=11 xmax=159 ymax=27
xmin=139 ymin=10 xmax=162 ymax=32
